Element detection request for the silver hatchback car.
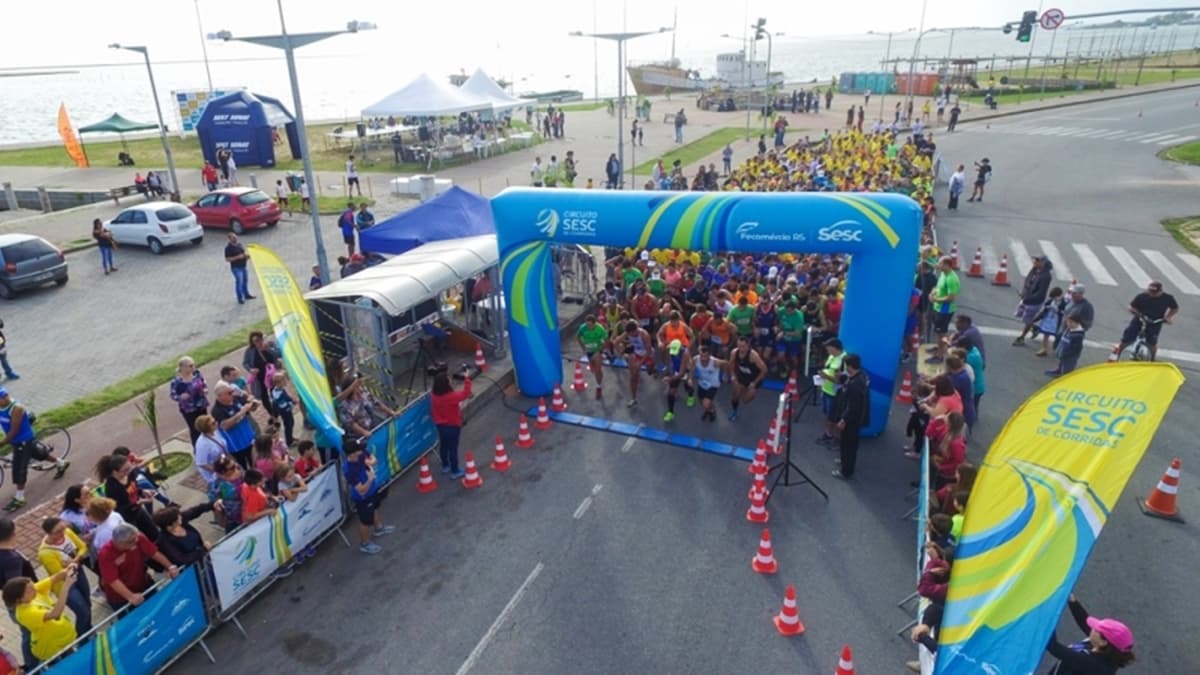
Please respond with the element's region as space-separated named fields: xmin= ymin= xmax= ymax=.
xmin=0 ymin=233 xmax=68 ymax=299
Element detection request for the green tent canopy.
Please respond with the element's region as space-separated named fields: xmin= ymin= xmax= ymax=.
xmin=77 ymin=113 xmax=158 ymax=134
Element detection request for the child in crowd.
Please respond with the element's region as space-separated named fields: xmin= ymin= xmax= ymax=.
xmin=253 ymin=434 xmax=281 ymax=478
xmin=1032 ymin=286 xmax=1066 ymax=357
xmin=934 ymin=463 xmax=977 ymax=514
xmin=273 ymin=464 xmax=307 ymax=502
xmin=293 ymin=441 xmax=321 ymax=479
xmin=903 ymin=381 xmax=934 ymax=458
xmin=917 ymin=540 xmax=952 ymax=603
xmin=927 ymin=513 xmax=955 ymax=552
xmin=238 ymin=469 xmax=278 ymax=524
xmin=212 ymin=458 xmax=245 ymax=533
xmin=266 ymin=425 xmax=291 ymax=466
xmin=270 ymin=372 xmax=297 ymax=446
xmin=950 ymin=490 xmax=970 ymax=540
xmin=1053 ymin=315 xmax=1086 ymax=376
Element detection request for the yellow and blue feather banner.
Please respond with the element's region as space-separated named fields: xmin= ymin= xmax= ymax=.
xmin=934 ymin=362 xmax=1183 ymax=674
xmin=246 ymin=245 xmax=343 ymax=452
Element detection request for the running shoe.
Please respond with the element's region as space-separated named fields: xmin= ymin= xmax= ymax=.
xmin=663 ymin=411 xmax=675 ymax=422
xmin=1011 ymin=337 xmax=1025 ymax=346
xmin=626 ymin=398 xmax=638 ymax=408
xmin=54 ymin=461 xmax=70 ymax=479
xmin=3 ymin=498 xmax=24 ymax=512
xmin=728 ymin=409 xmax=738 ymax=421
xmin=595 ymin=387 xmax=602 ymax=400
xmin=449 ymin=470 xmax=466 ymax=480
xmin=686 ymin=395 xmax=696 ymax=407
xmin=373 ymin=524 xmax=396 ymax=537
xmin=359 ymin=542 xmax=382 ymax=555
xmin=440 ymin=465 xmax=452 ymax=474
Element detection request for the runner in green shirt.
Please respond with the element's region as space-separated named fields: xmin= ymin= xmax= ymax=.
xmin=646 ymin=274 xmax=665 ymax=298
xmin=776 ymin=302 xmax=806 ymax=373
xmin=577 ymin=315 xmax=610 ymax=399
xmin=727 ymin=297 xmax=756 ymax=338
xmin=621 ymin=263 xmax=644 ymax=291
xmin=928 ymin=256 xmax=961 ymax=364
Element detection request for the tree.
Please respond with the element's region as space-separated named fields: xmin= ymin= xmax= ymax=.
xmin=134 ymin=389 xmax=166 ymax=464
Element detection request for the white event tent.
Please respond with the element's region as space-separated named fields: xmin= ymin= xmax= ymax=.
xmin=362 ymin=72 xmax=493 ymax=118
xmin=458 ymin=69 xmax=532 ymax=112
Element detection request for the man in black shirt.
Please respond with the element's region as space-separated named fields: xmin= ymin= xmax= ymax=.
xmin=224 ymin=233 xmax=255 ymax=305
xmin=832 ymin=353 xmax=870 ymax=480
xmin=1110 ymin=280 xmax=1181 ymax=361
xmin=967 ymin=158 xmax=992 ymax=202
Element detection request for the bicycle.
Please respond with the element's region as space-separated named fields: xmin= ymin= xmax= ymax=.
xmin=1127 ymin=315 xmax=1165 ymax=362
xmin=0 ymin=425 xmax=72 ymax=489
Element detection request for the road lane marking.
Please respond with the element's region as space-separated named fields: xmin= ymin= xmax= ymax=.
xmin=573 ymin=497 xmax=593 ymax=519
xmin=1094 ymin=130 xmax=1127 ymax=139
xmin=976 ymin=326 xmax=1200 ymax=364
xmin=1176 ymin=252 xmax=1200 ymax=278
xmin=1159 ymin=134 xmax=1197 ymax=145
xmin=1038 ymin=240 xmax=1074 ymax=282
xmin=456 ymin=562 xmax=545 ymax=675
xmin=1141 ymin=249 xmax=1200 ymax=295
xmin=1009 ymin=239 xmax=1033 ymax=277
xmin=979 ymin=241 xmax=999 ymax=275
xmin=1140 ymin=134 xmax=1179 ymax=144
xmin=620 ymin=437 xmax=637 ymax=453
xmin=1071 ymin=244 xmax=1118 ymax=286
xmin=1106 ymin=246 xmax=1152 ymax=287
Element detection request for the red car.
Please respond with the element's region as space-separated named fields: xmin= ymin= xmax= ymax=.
xmin=189 ymin=187 xmax=281 ymax=234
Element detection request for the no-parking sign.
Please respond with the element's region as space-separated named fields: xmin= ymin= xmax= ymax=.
xmin=1040 ymin=8 xmax=1065 ymax=30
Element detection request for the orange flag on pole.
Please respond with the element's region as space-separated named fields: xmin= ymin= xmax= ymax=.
xmin=57 ymin=103 xmax=89 ymax=168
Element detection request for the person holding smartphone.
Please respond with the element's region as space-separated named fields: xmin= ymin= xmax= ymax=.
xmin=2 ymin=564 xmax=79 ymax=666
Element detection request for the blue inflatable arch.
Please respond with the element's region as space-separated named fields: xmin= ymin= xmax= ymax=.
xmin=491 ymin=188 xmax=922 ymax=436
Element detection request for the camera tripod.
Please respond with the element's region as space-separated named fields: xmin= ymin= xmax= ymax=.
xmin=766 ymin=392 xmax=829 ymax=503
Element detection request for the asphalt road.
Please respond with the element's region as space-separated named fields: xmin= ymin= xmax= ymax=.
xmin=171 ymin=88 xmax=1199 ymax=674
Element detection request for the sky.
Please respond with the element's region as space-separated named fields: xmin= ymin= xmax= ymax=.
xmin=0 ymin=0 xmax=1173 ymax=70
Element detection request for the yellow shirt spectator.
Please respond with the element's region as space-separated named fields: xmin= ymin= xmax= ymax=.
xmin=14 ymin=577 xmax=77 ymax=661
xmin=38 ymin=526 xmax=88 ymax=596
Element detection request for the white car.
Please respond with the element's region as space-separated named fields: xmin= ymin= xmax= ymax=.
xmin=105 ymin=202 xmax=205 ymax=254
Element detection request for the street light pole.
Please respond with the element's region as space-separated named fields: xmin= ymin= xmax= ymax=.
xmin=761 ymin=31 xmax=774 ymax=133
xmin=210 ymin=11 xmax=375 ymax=285
xmin=569 ymin=27 xmax=671 ymax=190
xmin=906 ymin=0 xmax=930 ymax=119
xmin=110 ymin=44 xmax=180 ymax=201
xmin=193 ymin=0 xmax=214 ymax=92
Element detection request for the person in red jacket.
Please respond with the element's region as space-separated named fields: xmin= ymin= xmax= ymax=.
xmin=201 ymin=162 xmax=219 ymax=191
xmin=430 ymin=371 xmax=472 ymax=478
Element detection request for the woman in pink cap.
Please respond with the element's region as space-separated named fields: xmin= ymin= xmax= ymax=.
xmin=1046 ymin=594 xmax=1135 ymax=673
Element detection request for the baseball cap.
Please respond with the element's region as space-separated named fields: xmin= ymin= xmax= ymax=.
xmin=824 ymin=338 xmax=843 ymax=350
xmin=639 ymin=250 xmax=650 ymax=261
xmin=668 ymin=339 xmax=683 ymax=355
xmin=0 ymin=388 xmax=8 ymax=399
xmin=1069 ymin=283 xmax=1086 ymax=294
xmin=1086 ymin=617 xmax=1133 ymax=652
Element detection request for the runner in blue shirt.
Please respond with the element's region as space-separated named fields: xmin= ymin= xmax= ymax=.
xmin=342 ymin=437 xmax=393 ymax=555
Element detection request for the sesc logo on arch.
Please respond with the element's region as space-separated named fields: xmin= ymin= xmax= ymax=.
xmin=537 ymin=208 xmax=598 ymax=238
xmin=536 ymin=209 xmax=559 ymax=237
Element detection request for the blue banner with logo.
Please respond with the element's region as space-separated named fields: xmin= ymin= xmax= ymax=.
xmin=45 ymin=565 xmax=208 ymax=675
xmin=366 ymin=393 xmax=439 ymax=489
xmin=492 ymin=188 xmax=922 ymax=435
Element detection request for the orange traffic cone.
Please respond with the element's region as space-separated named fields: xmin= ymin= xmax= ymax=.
xmin=415 ymin=456 xmax=438 ymax=493
xmin=835 ymin=645 xmax=855 ymax=675
xmin=572 ymin=361 xmax=587 ymax=392
xmin=550 ymin=384 xmax=567 ymax=412
xmin=895 ymin=371 xmax=913 ymax=404
xmin=535 ymin=397 xmax=552 ymax=429
xmin=747 ymin=487 xmax=770 ymax=523
xmin=787 ymin=371 xmax=799 ymax=399
xmin=949 ymin=240 xmax=959 ymax=269
xmin=766 ymin=417 xmax=779 ymax=454
xmin=461 ymin=452 xmax=483 ymax=489
xmin=474 ymin=343 xmax=487 ymax=372
xmin=748 ymin=472 xmax=768 ymax=500
xmin=751 ymin=528 xmax=778 ymax=574
xmin=773 ymin=584 xmax=805 ymax=636
xmin=748 ymin=440 xmax=768 ymax=475
xmin=992 ymin=254 xmax=1011 ymax=286
xmin=1138 ymin=458 xmax=1184 ymax=522
xmin=967 ymin=247 xmax=984 ymax=278
xmin=492 ymin=436 xmax=512 ymax=472
xmin=516 ymin=414 xmax=534 ymax=448
xmin=910 ymin=327 xmax=920 ymax=354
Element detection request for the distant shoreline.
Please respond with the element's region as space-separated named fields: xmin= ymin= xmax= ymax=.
xmin=0 ymin=70 xmax=78 ymax=78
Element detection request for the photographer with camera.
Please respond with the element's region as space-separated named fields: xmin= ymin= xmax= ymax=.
xmin=430 ymin=366 xmax=473 ymax=479
xmin=336 ymin=375 xmax=397 ymax=440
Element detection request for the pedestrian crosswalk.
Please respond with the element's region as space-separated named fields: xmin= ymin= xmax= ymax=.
xmin=961 ymin=238 xmax=1200 ymax=295
xmin=964 ymin=122 xmax=1197 ymax=146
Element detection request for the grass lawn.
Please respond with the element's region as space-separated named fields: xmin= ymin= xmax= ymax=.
xmin=0 ymin=122 xmax=543 ymax=174
xmin=1160 ymin=139 xmax=1200 ymax=166
xmin=143 ymin=452 xmax=194 ymax=479
xmin=30 ymin=319 xmax=268 ymax=435
xmin=981 ymin=64 xmax=1200 ymax=89
xmin=1162 ymin=216 xmax=1200 ymax=257
xmin=632 ymin=127 xmax=744 ymax=176
xmin=557 ymin=101 xmax=607 ymax=112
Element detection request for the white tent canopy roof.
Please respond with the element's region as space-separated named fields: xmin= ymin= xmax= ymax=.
xmin=459 ymin=68 xmax=532 ymax=111
xmin=362 ymin=73 xmax=493 ymax=117
xmin=305 ymin=235 xmax=498 ymax=317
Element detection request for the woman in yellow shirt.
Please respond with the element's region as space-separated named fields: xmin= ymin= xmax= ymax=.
xmin=3 ymin=567 xmax=78 ymax=663
xmin=38 ymin=517 xmax=91 ymax=612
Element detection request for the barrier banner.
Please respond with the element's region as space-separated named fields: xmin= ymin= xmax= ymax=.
xmin=366 ymin=393 xmax=439 ymax=489
xmin=934 ymin=363 xmax=1184 ymax=674
xmin=916 ymin=437 xmax=930 ymax=581
xmin=45 ymin=566 xmax=207 ymax=675
xmin=246 ymin=245 xmax=343 ymax=453
xmin=209 ymin=465 xmax=343 ymax=612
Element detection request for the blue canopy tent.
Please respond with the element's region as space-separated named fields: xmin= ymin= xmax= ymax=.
xmin=359 ymin=186 xmax=495 ymax=255
xmin=195 ymin=91 xmax=301 ymax=168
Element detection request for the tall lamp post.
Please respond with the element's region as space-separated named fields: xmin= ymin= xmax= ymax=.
xmin=754 ymin=26 xmax=783 ymax=132
xmin=109 ymin=44 xmax=180 ymax=201
xmin=210 ymin=10 xmax=376 ymax=285
xmin=193 ymin=0 xmax=214 ymax=92
xmin=570 ymin=27 xmax=672 ymax=190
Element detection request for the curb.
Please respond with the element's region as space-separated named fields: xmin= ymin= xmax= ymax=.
xmin=957 ymin=81 xmax=1200 ymax=127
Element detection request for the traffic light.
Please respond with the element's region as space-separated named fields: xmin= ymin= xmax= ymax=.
xmin=1016 ymin=10 xmax=1036 ymax=42
xmin=753 ymin=18 xmax=767 ymax=40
